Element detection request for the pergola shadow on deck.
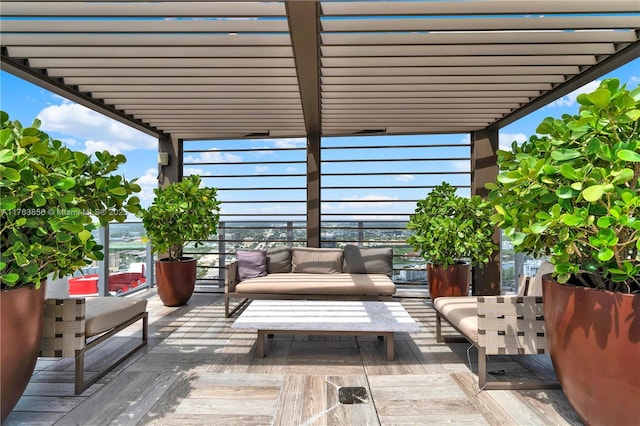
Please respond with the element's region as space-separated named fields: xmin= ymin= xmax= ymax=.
xmin=7 ymin=290 xmax=582 ymax=425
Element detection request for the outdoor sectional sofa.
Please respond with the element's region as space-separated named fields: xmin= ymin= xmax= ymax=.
xmin=224 ymin=245 xmax=396 ymax=317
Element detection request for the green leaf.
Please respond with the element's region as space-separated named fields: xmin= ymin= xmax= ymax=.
xmin=1 ymin=166 xmax=21 ymax=182
xmin=0 ymin=149 xmax=13 ymax=163
xmin=1 ymin=273 xmax=20 ymax=284
xmin=582 ymin=185 xmax=605 ymax=202
xmin=109 ymin=187 xmax=127 ymax=196
xmin=617 ymin=149 xmax=640 ymax=162
xmin=0 ymin=197 xmax=18 ymax=210
xmin=625 ymin=109 xmax=640 ymax=121
xmin=597 ymin=247 xmax=614 ymax=261
xmin=78 ymin=229 xmax=92 ymax=244
xmin=559 ymin=164 xmax=580 ymax=180
xmin=586 ymin=88 xmax=611 ymax=107
xmin=557 ymin=186 xmax=578 ymax=199
xmin=597 ymin=216 xmax=616 ymax=228
xmin=551 ymin=149 xmax=581 ymax=162
xmin=33 ymin=192 xmax=46 ymax=207
xmin=53 ymin=176 xmax=76 ymax=190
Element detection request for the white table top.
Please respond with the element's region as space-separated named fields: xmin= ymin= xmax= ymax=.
xmin=231 ymin=300 xmax=420 ymax=333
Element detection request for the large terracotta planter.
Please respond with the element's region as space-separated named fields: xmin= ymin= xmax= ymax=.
xmin=427 ymin=262 xmax=470 ymax=300
xmin=542 ymin=276 xmax=640 ymax=426
xmin=155 ymin=257 xmax=197 ymax=307
xmin=1 ymin=282 xmax=46 ymax=422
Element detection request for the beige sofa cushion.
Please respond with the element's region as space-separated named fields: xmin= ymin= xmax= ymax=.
xmin=343 ymin=245 xmax=393 ymax=277
xmin=235 ymin=273 xmax=396 ymax=296
xmin=527 ymin=261 xmax=554 ymax=296
xmin=291 ymin=248 xmax=344 ymax=274
xmin=85 ymin=297 xmax=148 ymax=337
xmin=267 ymin=246 xmax=292 ymax=273
xmin=433 ymin=297 xmax=479 ymax=342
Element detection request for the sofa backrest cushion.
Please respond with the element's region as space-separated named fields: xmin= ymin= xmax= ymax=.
xmin=527 ymin=260 xmax=554 ymax=297
xmin=267 ymin=246 xmax=292 ymax=273
xmin=291 ymin=247 xmax=343 ymax=274
xmin=342 ymin=245 xmax=394 ymax=277
xmin=237 ymin=249 xmax=268 ymax=281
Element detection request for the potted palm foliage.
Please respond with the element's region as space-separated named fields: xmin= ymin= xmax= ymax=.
xmin=138 ymin=175 xmax=220 ymax=306
xmin=487 ymin=78 xmax=639 ymax=426
xmin=407 ymin=182 xmax=498 ymax=299
xmin=0 ymin=111 xmax=141 ymax=421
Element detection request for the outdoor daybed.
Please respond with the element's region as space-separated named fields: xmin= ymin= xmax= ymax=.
xmin=434 ymin=261 xmax=559 ymax=390
xmin=224 ymin=245 xmax=396 ymax=317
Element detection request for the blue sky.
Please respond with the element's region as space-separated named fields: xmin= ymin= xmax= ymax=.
xmin=1 ymin=58 xmax=638 ymax=219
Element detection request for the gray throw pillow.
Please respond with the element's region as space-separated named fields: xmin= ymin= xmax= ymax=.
xmin=343 ymin=245 xmax=393 ymax=277
xmin=237 ymin=249 xmax=268 ymax=281
xmin=267 ymin=246 xmax=291 ymax=273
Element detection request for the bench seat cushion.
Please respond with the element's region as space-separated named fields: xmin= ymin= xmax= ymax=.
xmin=235 ymin=273 xmax=396 ymax=296
xmin=85 ymin=297 xmax=148 ymax=337
xmin=433 ymin=297 xmax=479 ymax=343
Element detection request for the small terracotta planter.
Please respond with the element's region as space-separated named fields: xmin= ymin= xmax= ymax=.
xmin=542 ymin=276 xmax=640 ymax=426
xmin=427 ymin=262 xmax=470 ymax=300
xmin=1 ymin=282 xmax=46 ymax=422
xmin=155 ymin=257 xmax=197 ymax=307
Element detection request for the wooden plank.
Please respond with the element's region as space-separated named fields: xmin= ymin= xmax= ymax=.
xmin=59 ymin=372 xmax=180 ymax=425
xmin=272 ymin=374 xmax=306 ymax=425
xmin=1 ymin=410 xmax=66 ymax=425
xmin=12 ymin=395 xmax=84 ymax=413
xmin=450 ymin=372 xmax=519 ymax=425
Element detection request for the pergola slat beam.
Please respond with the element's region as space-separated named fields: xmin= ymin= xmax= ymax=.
xmin=0 ymin=50 xmax=161 ymax=138
xmin=322 ymin=0 xmax=640 ymax=15
xmin=0 ymin=2 xmax=286 ymax=17
xmin=490 ymin=39 xmax=640 ymax=130
xmin=321 ymin=16 xmax=640 ymax=32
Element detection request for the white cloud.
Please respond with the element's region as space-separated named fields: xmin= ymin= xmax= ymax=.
xmin=255 ymin=166 xmax=269 ymax=173
xmin=499 ymin=132 xmax=528 ymax=152
xmin=273 ymin=138 xmax=306 ymax=149
xmin=451 ymin=160 xmax=471 ymax=172
xmin=184 ymin=167 xmax=205 ymax=177
xmin=286 ymin=166 xmax=297 ymax=172
xmin=184 ymin=149 xmax=242 ymax=163
xmin=37 ymin=102 xmax=157 ymax=153
xmin=546 ymin=80 xmax=601 ymax=108
xmin=340 ymin=195 xmax=399 ymax=208
xmin=83 ymin=140 xmax=121 ymax=155
xmin=395 ymin=174 xmax=415 ymax=182
xmin=135 ymin=168 xmax=159 ymax=206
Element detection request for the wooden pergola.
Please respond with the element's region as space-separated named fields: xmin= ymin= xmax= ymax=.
xmin=2 ymin=0 xmax=639 ymax=293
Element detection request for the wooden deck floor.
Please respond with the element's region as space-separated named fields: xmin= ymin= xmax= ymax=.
xmin=5 ymin=291 xmax=583 ymax=425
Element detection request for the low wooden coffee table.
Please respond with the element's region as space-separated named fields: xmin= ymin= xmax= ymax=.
xmin=231 ymin=300 xmax=420 ymax=360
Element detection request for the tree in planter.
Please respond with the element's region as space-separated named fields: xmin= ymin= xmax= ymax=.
xmin=0 ymin=111 xmax=141 ymax=420
xmin=138 ymin=175 xmax=220 ymax=306
xmin=406 ymin=182 xmax=497 ymax=299
xmin=486 ymin=78 xmax=639 ymax=425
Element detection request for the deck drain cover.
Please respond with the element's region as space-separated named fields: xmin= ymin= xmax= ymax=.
xmin=338 ymin=387 xmax=368 ymax=404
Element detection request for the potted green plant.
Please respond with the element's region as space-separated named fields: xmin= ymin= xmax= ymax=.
xmin=138 ymin=175 xmax=220 ymax=307
xmin=0 ymin=111 xmax=141 ymax=421
xmin=406 ymin=182 xmax=498 ymax=299
xmin=486 ymin=78 xmax=639 ymax=426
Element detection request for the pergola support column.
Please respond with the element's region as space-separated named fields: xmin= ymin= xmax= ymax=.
xmin=471 ymin=129 xmax=501 ymax=295
xmin=158 ymin=133 xmax=182 ymax=187
xmin=307 ymin=132 xmax=321 ymax=248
